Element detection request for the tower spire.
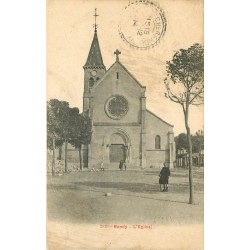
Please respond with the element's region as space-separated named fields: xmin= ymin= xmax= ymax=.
xmin=83 ymin=9 xmax=105 ymax=70
xmin=93 ymin=8 xmax=98 ymax=33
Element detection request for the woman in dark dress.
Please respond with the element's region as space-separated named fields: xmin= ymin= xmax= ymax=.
xmin=159 ymin=163 xmax=171 ymax=192
xmin=119 ymin=160 xmax=123 ymax=170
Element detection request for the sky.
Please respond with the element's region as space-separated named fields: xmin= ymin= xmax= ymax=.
xmin=47 ymin=0 xmax=204 ymax=135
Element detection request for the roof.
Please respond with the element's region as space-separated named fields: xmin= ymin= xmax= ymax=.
xmin=116 ymin=61 xmax=145 ymax=88
xmin=93 ymin=60 xmax=146 ymax=90
xmin=83 ymin=31 xmax=106 ymax=69
xmin=146 ymin=109 xmax=174 ymax=127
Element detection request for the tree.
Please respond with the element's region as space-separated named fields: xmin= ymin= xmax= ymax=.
xmin=47 ymin=99 xmax=92 ymax=173
xmin=47 ymin=99 xmax=75 ymax=173
xmin=47 ymin=99 xmax=70 ymax=175
xmin=164 ymin=43 xmax=204 ymax=204
xmin=192 ymin=130 xmax=204 ymax=153
xmin=175 ymin=133 xmax=188 ymax=152
xmin=68 ymin=112 xmax=92 ymax=170
xmin=47 ymin=118 xmax=57 ymax=176
xmin=175 ymin=131 xmax=204 ymax=154
xmin=63 ymin=107 xmax=80 ymax=172
xmin=79 ymin=112 xmax=92 ymax=168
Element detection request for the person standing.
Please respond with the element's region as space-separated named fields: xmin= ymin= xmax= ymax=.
xmin=119 ymin=160 xmax=123 ymax=170
xmin=100 ymin=161 xmax=104 ymax=171
xmin=123 ymin=161 xmax=127 ymax=171
xmin=159 ymin=162 xmax=171 ymax=191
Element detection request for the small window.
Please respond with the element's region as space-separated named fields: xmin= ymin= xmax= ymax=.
xmin=89 ymin=78 xmax=94 ymax=87
xmin=116 ymin=72 xmax=119 ymax=79
xmin=155 ymin=135 xmax=161 ymax=149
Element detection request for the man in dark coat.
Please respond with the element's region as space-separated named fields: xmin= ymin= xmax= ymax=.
xmin=159 ymin=163 xmax=171 ymax=192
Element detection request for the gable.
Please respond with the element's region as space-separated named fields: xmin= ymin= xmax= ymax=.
xmin=93 ymin=61 xmax=145 ymax=91
xmin=91 ymin=61 xmax=146 ymax=124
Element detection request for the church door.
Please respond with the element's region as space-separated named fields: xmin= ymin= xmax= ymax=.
xmin=109 ymin=133 xmax=127 ymax=163
xmin=110 ymin=144 xmax=125 ymax=162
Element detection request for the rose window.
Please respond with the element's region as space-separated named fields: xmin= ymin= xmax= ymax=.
xmin=105 ymin=95 xmax=129 ymax=119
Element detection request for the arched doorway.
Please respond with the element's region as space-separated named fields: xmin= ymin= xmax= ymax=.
xmin=109 ymin=130 xmax=130 ymax=163
xmin=109 ymin=133 xmax=126 ymax=162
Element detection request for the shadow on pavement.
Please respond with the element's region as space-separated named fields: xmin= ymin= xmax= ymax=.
xmin=143 ymin=169 xmax=204 ymax=179
xmin=47 ymin=183 xmax=189 ymax=205
xmin=48 ymin=181 xmax=203 ymax=194
xmin=47 ymin=180 xmax=202 ymax=204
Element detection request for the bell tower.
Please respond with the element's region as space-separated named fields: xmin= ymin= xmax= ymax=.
xmin=83 ymin=8 xmax=106 ymax=114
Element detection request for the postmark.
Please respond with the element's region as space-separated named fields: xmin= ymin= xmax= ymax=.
xmin=118 ymin=0 xmax=167 ymax=50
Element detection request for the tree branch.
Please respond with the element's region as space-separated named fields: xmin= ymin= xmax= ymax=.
xmin=189 ymin=88 xmax=204 ymax=104
xmin=164 ymin=81 xmax=184 ymax=104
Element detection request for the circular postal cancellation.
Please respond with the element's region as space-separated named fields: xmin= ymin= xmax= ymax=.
xmin=118 ymin=0 xmax=167 ymax=50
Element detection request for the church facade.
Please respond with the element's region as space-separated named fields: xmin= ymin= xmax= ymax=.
xmin=82 ymin=29 xmax=175 ymax=169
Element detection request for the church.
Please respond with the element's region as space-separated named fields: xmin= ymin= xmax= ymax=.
xmin=81 ymin=25 xmax=175 ymax=169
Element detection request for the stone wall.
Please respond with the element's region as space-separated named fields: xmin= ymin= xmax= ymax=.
xmin=145 ymin=110 xmax=175 ymax=168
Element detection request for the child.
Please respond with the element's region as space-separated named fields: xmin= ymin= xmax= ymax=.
xmin=123 ymin=161 xmax=127 ymax=171
xmin=100 ymin=161 xmax=104 ymax=171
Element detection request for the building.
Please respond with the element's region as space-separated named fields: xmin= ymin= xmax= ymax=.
xmin=81 ymin=25 xmax=175 ymax=169
xmin=176 ymin=149 xmax=204 ymax=168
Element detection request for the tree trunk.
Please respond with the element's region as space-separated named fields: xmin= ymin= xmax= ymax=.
xmin=59 ymin=145 xmax=62 ymax=160
xmin=79 ymin=144 xmax=82 ymax=170
xmin=83 ymin=144 xmax=89 ymax=168
xmin=65 ymin=140 xmax=68 ymax=173
xmin=52 ymin=137 xmax=56 ymax=176
xmin=183 ymin=104 xmax=194 ymax=204
xmin=187 ymin=127 xmax=194 ymax=204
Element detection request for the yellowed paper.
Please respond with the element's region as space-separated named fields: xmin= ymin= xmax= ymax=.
xmin=47 ymin=0 xmax=204 ymax=249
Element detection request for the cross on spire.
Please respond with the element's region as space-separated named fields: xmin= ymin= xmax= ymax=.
xmin=114 ymin=49 xmax=121 ymax=61
xmin=93 ymin=8 xmax=99 ymax=33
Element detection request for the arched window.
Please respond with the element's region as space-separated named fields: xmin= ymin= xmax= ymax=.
xmin=89 ymin=77 xmax=94 ymax=87
xmin=155 ymin=135 xmax=161 ymax=149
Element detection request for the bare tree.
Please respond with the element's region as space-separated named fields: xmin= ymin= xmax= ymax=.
xmin=164 ymin=43 xmax=204 ymax=204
